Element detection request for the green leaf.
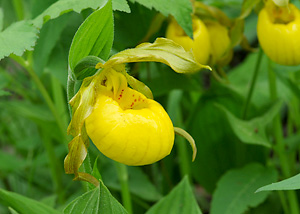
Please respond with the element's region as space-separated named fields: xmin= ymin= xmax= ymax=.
xmin=45 ymin=44 xmax=68 ymax=88
xmin=130 ymin=0 xmax=193 ymax=38
xmin=63 ymin=180 xmax=128 ymax=214
xmin=0 ymin=189 xmax=60 ymax=214
xmin=101 ymin=159 xmax=162 ymax=201
xmin=0 ymin=21 xmax=39 ymax=60
xmin=100 ymin=38 xmax=210 ymax=74
xmin=188 ymin=84 xmax=267 ymax=193
xmin=217 ymin=101 xmax=283 ymax=148
xmin=33 ymin=14 xmax=71 ymax=76
xmin=112 ymin=0 xmax=130 ymax=12
xmin=68 ymin=0 xmax=114 ymax=73
xmin=74 ymin=56 xmax=104 ymax=80
xmin=257 ymin=173 xmax=300 ymax=192
xmin=228 ymin=52 xmax=293 ymax=108
xmin=9 ymin=207 xmax=19 ymax=214
xmin=211 ymin=163 xmax=278 ymax=214
xmin=146 ymin=176 xmax=202 ymax=214
xmin=275 ymin=69 xmax=300 ymax=101
xmin=32 ymin=0 xmax=108 ymax=28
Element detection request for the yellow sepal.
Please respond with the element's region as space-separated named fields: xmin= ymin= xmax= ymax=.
xmin=96 ymin=38 xmax=211 ymax=73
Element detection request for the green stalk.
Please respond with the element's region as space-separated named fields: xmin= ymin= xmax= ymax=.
xmin=41 ymin=129 xmax=65 ymax=203
xmin=67 ymin=70 xmax=76 ymax=116
xmin=81 ymin=153 xmax=94 ymax=191
xmin=176 ymin=136 xmax=190 ymax=177
xmin=268 ymin=60 xmax=299 ymax=214
xmin=10 ymin=55 xmax=69 ymax=143
xmin=115 ymin=162 xmax=132 ymax=214
xmin=67 ymin=70 xmax=76 ymax=103
xmin=51 ymin=76 xmax=69 ymax=136
xmin=242 ymin=48 xmax=263 ymax=119
xmin=12 ymin=0 xmax=24 ymax=20
xmin=278 ymin=190 xmax=291 ymax=214
xmin=237 ymin=49 xmax=263 ymax=166
xmin=167 ymin=90 xmax=190 ymax=178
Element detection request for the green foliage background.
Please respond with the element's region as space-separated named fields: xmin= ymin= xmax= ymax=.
xmin=1 ymin=0 xmax=300 ymax=213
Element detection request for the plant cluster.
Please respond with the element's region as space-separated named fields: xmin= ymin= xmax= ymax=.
xmin=1 ymin=0 xmax=300 ymax=213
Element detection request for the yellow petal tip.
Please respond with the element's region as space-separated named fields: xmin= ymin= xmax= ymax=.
xmin=95 ymin=62 xmax=104 ymax=69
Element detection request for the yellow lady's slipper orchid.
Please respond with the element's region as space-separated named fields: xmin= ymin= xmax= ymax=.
xmin=257 ymin=1 xmax=300 ymax=65
xmin=65 ymin=38 xmax=203 ymax=183
xmin=166 ymin=18 xmax=211 ymax=65
xmin=205 ymin=21 xmax=231 ymax=65
xmin=85 ymin=69 xmax=174 ymax=166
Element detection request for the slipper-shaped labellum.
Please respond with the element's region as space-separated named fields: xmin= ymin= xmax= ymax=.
xmin=166 ymin=17 xmax=211 ymax=65
xmin=85 ymin=69 xmax=174 ymax=165
xmin=257 ymin=1 xmax=300 ymax=65
xmin=205 ymin=21 xmax=231 ymax=65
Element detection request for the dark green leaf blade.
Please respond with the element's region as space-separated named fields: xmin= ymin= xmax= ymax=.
xmin=68 ymin=0 xmax=114 ymax=74
xmin=188 ymin=84 xmax=267 ymax=193
xmin=74 ymin=56 xmax=104 ymax=80
xmin=257 ymin=173 xmax=300 ymax=192
xmin=211 ymin=163 xmax=278 ymax=214
xmin=33 ymin=14 xmax=71 ymax=76
xmin=130 ymin=0 xmax=193 ymax=38
xmin=63 ymin=180 xmax=128 ymax=214
xmin=217 ymin=101 xmax=283 ymax=148
xmin=0 ymin=189 xmax=60 ymax=214
xmin=146 ymin=176 xmax=202 ymax=214
xmin=0 ymin=21 xmax=39 ymax=60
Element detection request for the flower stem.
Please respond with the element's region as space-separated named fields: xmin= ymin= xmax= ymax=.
xmin=67 ymin=70 xmax=76 ymax=115
xmin=242 ymin=48 xmax=263 ymax=119
xmin=115 ymin=162 xmax=132 ymax=214
xmin=41 ymin=129 xmax=65 ymax=203
xmin=167 ymin=90 xmax=190 ymax=178
xmin=51 ymin=76 xmax=69 ymax=137
xmin=10 ymin=55 xmax=69 ymax=203
xmin=10 ymin=55 xmax=69 ymax=143
xmin=268 ymin=59 xmax=299 ymax=214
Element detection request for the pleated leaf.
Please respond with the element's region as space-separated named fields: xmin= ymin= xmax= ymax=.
xmin=217 ymin=101 xmax=283 ymax=148
xmin=0 ymin=189 xmax=60 ymax=214
xmin=211 ymin=163 xmax=277 ymax=214
xmin=257 ymin=173 xmax=300 ymax=192
xmin=64 ymin=180 xmax=128 ymax=214
xmin=146 ymin=176 xmax=202 ymax=214
xmin=68 ymin=0 xmax=114 ymax=77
